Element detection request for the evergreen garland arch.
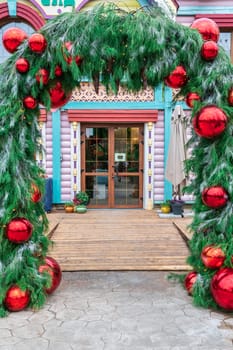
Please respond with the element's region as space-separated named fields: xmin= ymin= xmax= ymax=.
xmin=0 ymin=4 xmax=233 ymax=316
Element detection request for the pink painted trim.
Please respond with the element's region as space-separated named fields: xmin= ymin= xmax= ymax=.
xmin=68 ymin=110 xmax=158 ymax=123
xmin=17 ymin=3 xmax=45 ymax=30
xmin=76 ymin=0 xmax=89 ymax=11
xmin=29 ymin=0 xmax=52 ymax=19
xmin=0 ymin=3 xmax=9 ymax=19
xmin=195 ymin=14 xmax=233 ymax=28
xmin=172 ymin=0 xmax=179 ymax=10
xmin=39 ymin=109 xmax=47 ymax=122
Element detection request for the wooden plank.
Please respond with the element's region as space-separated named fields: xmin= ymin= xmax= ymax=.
xmin=48 ymin=210 xmax=191 ymax=271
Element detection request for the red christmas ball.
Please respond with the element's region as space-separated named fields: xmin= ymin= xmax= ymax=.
xmin=75 ymin=55 xmax=83 ymax=66
xmin=191 ymin=18 xmax=220 ymax=42
xmin=54 ymin=65 xmax=63 ymax=77
xmin=192 ymin=105 xmax=227 ymax=138
xmin=39 ymin=256 xmax=62 ymax=294
xmin=185 ymin=92 xmax=201 ymax=108
xmin=36 ymin=68 xmax=49 ymax=85
xmin=201 ymin=245 xmax=225 ymax=269
xmin=31 ymin=183 xmax=42 ymax=203
xmin=211 ymin=268 xmax=233 ymax=310
xmin=228 ymin=88 xmax=233 ymax=106
xmin=6 ymin=217 xmax=33 ymax=243
xmin=63 ymin=41 xmax=83 ymax=66
xmin=28 ymin=33 xmax=47 ymax=54
xmin=164 ymin=66 xmax=187 ymax=89
xmin=4 ymin=285 xmax=30 ymax=312
xmin=202 ymin=186 xmax=228 ymax=208
xmin=2 ymin=27 xmax=27 ymax=53
xmin=23 ymin=96 xmax=37 ymax=109
xmin=201 ymin=40 xmax=218 ymax=61
xmin=15 ymin=58 xmax=30 ymax=73
xmin=184 ymin=271 xmax=197 ymax=295
xmin=49 ymin=81 xmax=72 ymax=108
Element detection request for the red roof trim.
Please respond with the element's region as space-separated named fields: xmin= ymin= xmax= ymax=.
xmin=0 ymin=3 xmax=9 ymax=19
xmin=16 ymin=3 xmax=45 ymax=30
xmin=39 ymin=109 xmax=47 ymax=122
xmin=68 ymin=110 xmax=158 ymax=123
xmin=195 ymin=14 xmax=233 ymax=28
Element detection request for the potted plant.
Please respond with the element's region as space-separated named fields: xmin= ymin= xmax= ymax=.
xmin=75 ymin=204 xmax=87 ymax=214
xmin=160 ymin=200 xmax=171 ymax=214
xmin=74 ymin=191 xmax=90 ymax=206
xmin=170 ymin=198 xmax=185 ymax=216
xmin=64 ymin=201 xmax=74 ymax=213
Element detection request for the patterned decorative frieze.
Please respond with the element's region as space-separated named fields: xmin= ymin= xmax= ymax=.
xmin=70 ymin=82 xmax=154 ymax=102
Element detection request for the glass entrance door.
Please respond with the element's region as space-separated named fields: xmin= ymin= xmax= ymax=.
xmin=81 ymin=125 xmax=143 ymax=208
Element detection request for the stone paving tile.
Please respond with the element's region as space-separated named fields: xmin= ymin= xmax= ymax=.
xmin=1 ymin=271 xmax=233 ymax=350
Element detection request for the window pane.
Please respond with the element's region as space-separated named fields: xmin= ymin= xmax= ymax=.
xmin=219 ymin=32 xmax=231 ymax=57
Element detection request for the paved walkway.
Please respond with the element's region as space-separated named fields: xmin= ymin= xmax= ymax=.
xmin=1 ymin=271 xmax=233 ymax=350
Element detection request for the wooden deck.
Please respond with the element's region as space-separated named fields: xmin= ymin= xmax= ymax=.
xmin=48 ymin=210 xmax=192 ymax=271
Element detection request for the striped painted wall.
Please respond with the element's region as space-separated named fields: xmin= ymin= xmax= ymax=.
xmin=45 ymin=113 xmax=53 ymax=178
xmin=153 ymin=110 xmax=165 ymax=202
xmin=60 ymin=112 xmax=72 ymax=202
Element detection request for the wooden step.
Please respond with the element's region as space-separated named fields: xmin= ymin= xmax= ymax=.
xmin=48 ymin=210 xmax=191 ymax=271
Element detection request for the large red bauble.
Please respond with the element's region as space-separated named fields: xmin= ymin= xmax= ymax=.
xmin=201 ymin=245 xmax=225 ymax=269
xmin=39 ymin=256 xmax=62 ymax=294
xmin=192 ymin=105 xmax=227 ymax=138
xmin=164 ymin=66 xmax=187 ymax=89
xmin=6 ymin=217 xmax=33 ymax=243
xmin=184 ymin=271 xmax=197 ymax=295
xmin=201 ymin=41 xmax=218 ymax=61
xmin=36 ymin=68 xmax=49 ymax=85
xmin=191 ymin=18 xmax=220 ymax=42
xmin=202 ymin=186 xmax=228 ymax=208
xmin=211 ymin=268 xmax=233 ymax=310
xmin=2 ymin=27 xmax=27 ymax=53
xmin=31 ymin=183 xmax=42 ymax=203
xmin=228 ymin=88 xmax=233 ymax=106
xmin=15 ymin=58 xmax=30 ymax=73
xmin=63 ymin=41 xmax=83 ymax=66
xmin=185 ymin=92 xmax=201 ymax=108
xmin=49 ymin=81 xmax=71 ymax=108
xmin=28 ymin=33 xmax=47 ymax=54
xmin=23 ymin=96 xmax=37 ymax=109
xmin=4 ymin=285 xmax=30 ymax=312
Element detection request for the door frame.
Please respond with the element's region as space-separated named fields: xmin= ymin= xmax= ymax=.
xmin=81 ymin=123 xmax=144 ymax=208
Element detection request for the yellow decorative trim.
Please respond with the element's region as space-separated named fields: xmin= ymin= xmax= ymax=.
xmin=147 ymin=122 xmax=153 ymax=131
xmin=72 ymin=122 xmax=77 ymax=130
xmin=39 ymin=152 xmax=43 ymax=160
xmin=147 ymin=199 xmax=154 ymax=210
xmin=73 ymin=154 xmax=77 ymax=161
xmin=39 ymin=122 xmax=44 ymax=129
xmin=147 ymin=184 xmax=152 ymax=191
xmin=73 ymin=184 xmax=77 ymax=191
xmin=73 ymin=139 xmax=77 ymax=146
xmin=148 ymin=169 xmax=152 ymax=176
xmin=148 ymin=139 xmax=152 ymax=146
xmin=73 ymin=169 xmax=77 ymax=176
xmin=148 ymin=154 xmax=152 ymax=161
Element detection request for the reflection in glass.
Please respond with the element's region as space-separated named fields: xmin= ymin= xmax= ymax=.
xmin=114 ymin=176 xmax=139 ymax=205
xmin=114 ymin=127 xmax=139 ymax=173
xmin=86 ymin=176 xmax=108 ymax=206
xmin=85 ymin=128 xmax=108 ymax=172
